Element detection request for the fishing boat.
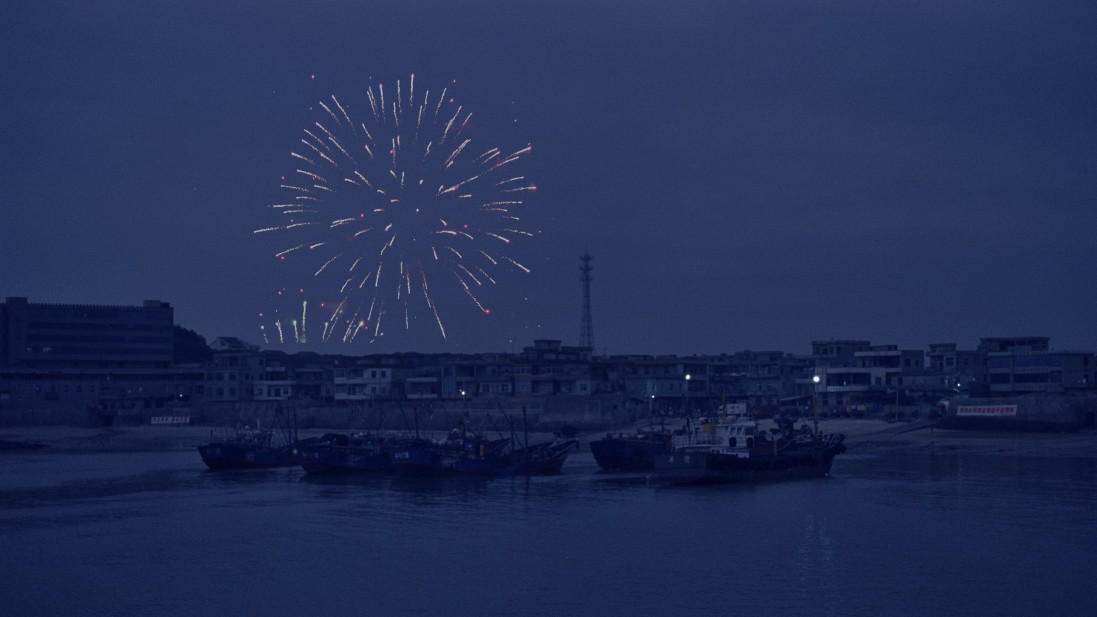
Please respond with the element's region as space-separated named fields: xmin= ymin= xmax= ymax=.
xmin=652 ymin=413 xmax=845 ymax=485
xmin=513 ymin=438 xmax=579 ymax=475
xmin=589 ymin=428 xmax=673 ymax=471
xmin=296 ymin=432 xmax=393 ymax=475
xmin=197 ymin=426 xmax=298 ymax=470
xmin=389 ymin=425 xmax=514 ymax=476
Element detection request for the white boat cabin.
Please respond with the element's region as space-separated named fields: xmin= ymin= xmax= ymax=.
xmin=671 ymin=416 xmax=758 ymax=458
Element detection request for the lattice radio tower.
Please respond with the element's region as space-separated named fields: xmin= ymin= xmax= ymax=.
xmin=579 ymin=252 xmax=595 ymax=350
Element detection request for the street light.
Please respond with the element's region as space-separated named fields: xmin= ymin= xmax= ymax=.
xmin=682 ymin=373 xmax=692 ymax=416
xmin=812 ymin=375 xmax=821 ymax=438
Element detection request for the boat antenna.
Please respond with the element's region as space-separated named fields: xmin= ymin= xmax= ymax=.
xmin=496 ymin=403 xmax=519 ymax=445
xmin=487 ymin=413 xmax=507 ymax=440
xmin=396 ymin=402 xmax=415 ymax=438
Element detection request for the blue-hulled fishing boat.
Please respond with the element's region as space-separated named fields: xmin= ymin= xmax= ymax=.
xmin=389 ymin=425 xmax=514 ymax=476
xmin=197 ymin=426 xmax=298 ymax=470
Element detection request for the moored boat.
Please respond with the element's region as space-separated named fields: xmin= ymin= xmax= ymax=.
xmin=389 ymin=425 xmax=514 ymax=476
xmin=589 ymin=428 xmax=673 ymax=471
xmin=513 ymin=438 xmax=579 ymax=475
xmin=296 ymin=432 xmax=393 ymax=475
xmin=653 ymin=414 xmax=845 ymax=485
xmin=198 ymin=426 xmax=298 ymax=470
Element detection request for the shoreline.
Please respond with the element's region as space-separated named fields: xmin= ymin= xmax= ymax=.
xmin=2 ymin=418 xmax=1096 ymax=459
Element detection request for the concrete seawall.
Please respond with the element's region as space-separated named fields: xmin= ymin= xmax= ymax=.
xmin=938 ymin=394 xmax=1097 ymax=432
xmin=0 ymin=394 xmax=645 ymax=432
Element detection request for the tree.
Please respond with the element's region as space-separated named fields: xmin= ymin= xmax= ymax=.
xmin=173 ymin=325 xmax=213 ymax=364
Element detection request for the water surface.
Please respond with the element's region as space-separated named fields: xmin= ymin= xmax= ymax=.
xmin=2 ymin=448 xmax=1094 ymax=616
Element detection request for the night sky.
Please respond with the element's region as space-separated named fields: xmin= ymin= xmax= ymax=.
xmin=3 ymin=1 xmax=1095 ymax=356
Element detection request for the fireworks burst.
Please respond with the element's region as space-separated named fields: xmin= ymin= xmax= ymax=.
xmin=256 ymin=75 xmax=536 ymax=343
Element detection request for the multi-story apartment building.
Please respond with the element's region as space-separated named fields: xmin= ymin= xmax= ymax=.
xmin=332 ymin=364 xmax=394 ymax=401
xmin=987 ymin=349 xmax=1095 ymax=394
xmin=203 ymin=343 xmax=263 ymax=402
xmin=811 ymin=339 xmax=871 ymax=368
xmin=1 ymin=296 xmax=173 ymax=368
xmin=963 ymin=336 xmax=1095 ymax=394
xmin=439 ymin=354 xmax=516 ymax=399
xmin=0 ymin=297 xmax=198 ymax=414
xmin=727 ymin=350 xmax=810 ymax=410
xmin=926 ymin=343 xmax=988 ymax=391
xmin=513 ymin=340 xmax=596 ymax=396
xmin=810 ymin=343 xmax=927 ymax=408
xmin=610 ymin=354 xmax=687 ymax=412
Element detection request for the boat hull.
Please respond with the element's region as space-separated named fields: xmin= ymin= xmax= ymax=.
xmin=589 ymin=435 xmax=669 ymax=471
xmin=197 ymin=443 xmax=297 ymax=470
xmin=389 ymin=438 xmax=514 ymax=477
xmin=514 ymin=439 xmax=578 ymax=475
xmin=298 ymin=448 xmax=390 ymax=475
xmin=296 ymin=434 xmax=394 ymax=475
xmin=654 ymin=441 xmax=846 ymax=485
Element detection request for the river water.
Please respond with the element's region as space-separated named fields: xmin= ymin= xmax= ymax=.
xmin=2 ymin=447 xmax=1095 ymax=616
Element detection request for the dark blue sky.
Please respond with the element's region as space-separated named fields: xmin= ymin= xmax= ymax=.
xmin=2 ymin=1 xmax=1095 ymax=355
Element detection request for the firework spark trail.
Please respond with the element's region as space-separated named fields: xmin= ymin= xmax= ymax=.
xmin=258 ymin=74 xmax=536 ymax=343
xmin=315 ymin=255 xmax=340 ymax=276
xmin=504 ymin=256 xmax=531 ymax=273
xmin=300 ymin=300 xmax=308 ymax=343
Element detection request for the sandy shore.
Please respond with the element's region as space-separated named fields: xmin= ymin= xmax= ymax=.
xmin=0 ymin=425 xmax=564 ymax=453
xmin=2 ymin=418 xmax=1096 ymax=458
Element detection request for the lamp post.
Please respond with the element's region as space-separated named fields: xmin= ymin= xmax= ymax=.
xmin=683 ymin=373 xmax=692 ymax=416
xmin=812 ymin=375 xmax=821 ymax=438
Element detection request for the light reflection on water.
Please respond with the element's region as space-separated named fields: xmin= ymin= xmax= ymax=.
xmin=1 ymin=449 xmax=1095 ymax=617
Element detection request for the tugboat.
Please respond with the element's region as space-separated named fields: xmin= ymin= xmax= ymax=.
xmin=197 ymin=425 xmax=298 ymax=470
xmin=653 ymin=412 xmax=845 ymax=485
